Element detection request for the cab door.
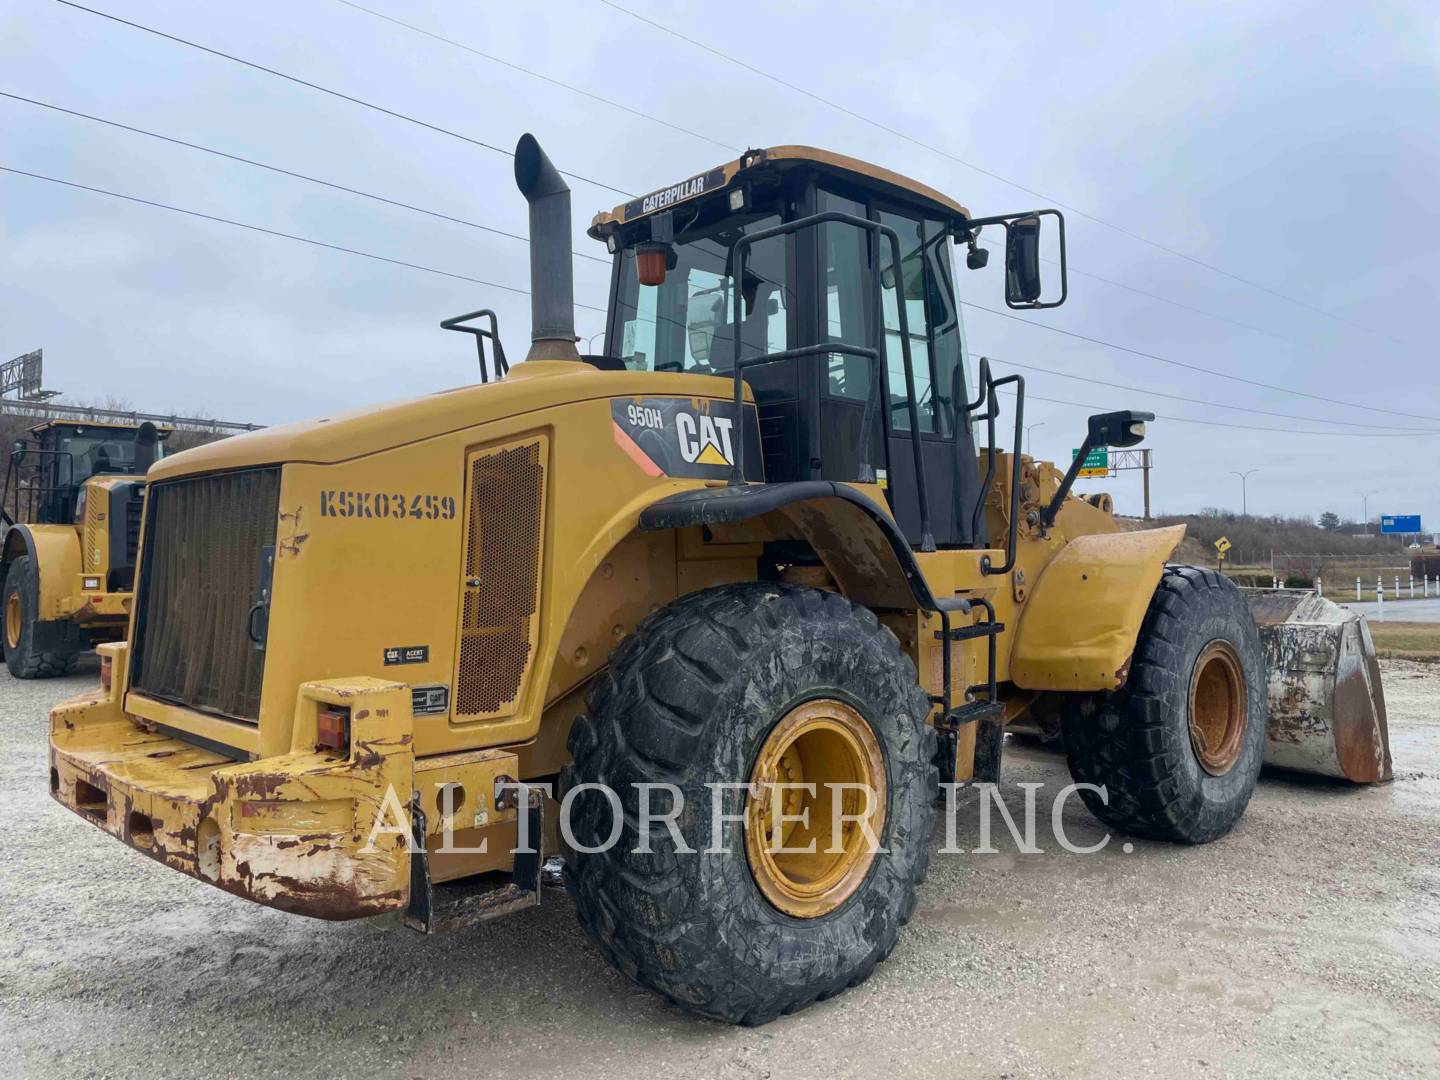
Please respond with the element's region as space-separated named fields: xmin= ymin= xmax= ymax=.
xmin=811 ymin=185 xmax=983 ymax=548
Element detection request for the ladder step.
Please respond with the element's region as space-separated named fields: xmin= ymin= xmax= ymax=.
xmin=942 ymin=700 xmax=1005 ymax=729
xmin=934 ymin=622 xmax=1005 ymax=642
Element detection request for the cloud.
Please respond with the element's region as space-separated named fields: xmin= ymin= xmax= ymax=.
xmin=2 ymin=0 xmax=1437 ymax=525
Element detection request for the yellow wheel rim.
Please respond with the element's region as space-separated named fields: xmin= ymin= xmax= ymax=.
xmin=4 ymin=591 xmax=20 ymax=652
xmin=1188 ymin=641 xmax=1247 ymax=776
xmin=745 ymin=699 xmax=886 ymax=919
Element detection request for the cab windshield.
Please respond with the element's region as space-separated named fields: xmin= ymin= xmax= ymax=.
xmin=50 ymin=427 xmax=163 ymax=485
xmin=611 ymin=204 xmax=791 ymax=374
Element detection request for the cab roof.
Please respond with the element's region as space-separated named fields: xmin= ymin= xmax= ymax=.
xmin=28 ymin=418 xmax=174 ymax=437
xmin=587 ymin=145 xmax=970 ymax=238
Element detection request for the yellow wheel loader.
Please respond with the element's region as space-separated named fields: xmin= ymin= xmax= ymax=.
xmin=47 ymin=136 xmax=1391 ymax=1025
xmin=2 ymin=419 xmax=167 ymax=677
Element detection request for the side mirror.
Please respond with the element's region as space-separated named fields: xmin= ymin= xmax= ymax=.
xmin=1005 ymin=216 xmax=1042 ymax=305
xmin=965 ymin=208 xmax=1068 ymax=309
xmin=1087 ymin=410 xmax=1154 ymax=448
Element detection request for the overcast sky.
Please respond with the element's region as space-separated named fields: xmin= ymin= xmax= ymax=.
xmin=3 ymin=0 xmax=1438 ymax=527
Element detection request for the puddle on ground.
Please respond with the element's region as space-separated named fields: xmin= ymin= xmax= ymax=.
xmin=913 ymin=903 xmax=1039 ymax=933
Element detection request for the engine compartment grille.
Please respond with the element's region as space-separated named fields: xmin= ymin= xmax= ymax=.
xmin=124 ymin=491 xmax=144 ymax=563
xmin=454 ymin=437 xmax=546 ymax=719
xmin=130 ymin=468 xmax=280 ymax=723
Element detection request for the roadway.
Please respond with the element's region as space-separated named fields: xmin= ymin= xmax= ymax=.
xmin=1343 ymin=597 xmax=1440 ymax=623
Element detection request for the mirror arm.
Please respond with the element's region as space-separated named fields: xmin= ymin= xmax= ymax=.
xmin=1041 ymin=431 xmax=1095 ymax=535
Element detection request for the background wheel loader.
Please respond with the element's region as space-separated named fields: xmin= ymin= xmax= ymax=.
xmin=47 ymin=134 xmax=1391 ymax=1026
xmin=2 ymin=419 xmax=167 ymax=677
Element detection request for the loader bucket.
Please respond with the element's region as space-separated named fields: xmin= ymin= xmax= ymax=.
xmin=1246 ymin=591 xmax=1392 ymax=783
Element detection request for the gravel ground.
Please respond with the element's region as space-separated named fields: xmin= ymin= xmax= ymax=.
xmin=2 ymin=658 xmax=1437 ymax=1079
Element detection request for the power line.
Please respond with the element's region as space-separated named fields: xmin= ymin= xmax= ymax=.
xmin=328 ymin=0 xmax=739 ymax=155
xmin=963 ymin=302 xmax=1440 ymax=423
xmin=1051 ymin=258 xmax=1323 ymax=353
xmin=52 ymin=1 xmax=1430 ymax=426
xmin=986 ymin=357 xmax=1440 ymax=432
xmin=992 ymin=387 xmax=1440 ymax=438
xmin=327 ymin=0 xmax=1333 ymax=358
xmin=11 ymin=82 xmax=1428 ymax=430
xmin=0 ymin=163 xmax=605 ymax=313
xmin=63 ymin=0 xmax=1363 ymax=364
xmin=595 ymin=0 xmax=1405 ymax=346
xmin=52 ymin=0 xmax=633 ymax=198
xmin=0 ymin=91 xmax=610 ymax=266
xmin=8 ymin=160 xmax=1438 ymax=441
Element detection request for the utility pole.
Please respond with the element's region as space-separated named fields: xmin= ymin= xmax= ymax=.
xmin=1024 ymin=422 xmax=1045 ymax=456
xmin=1231 ymin=468 xmax=1259 ymax=518
xmin=1356 ymin=489 xmax=1379 ymax=535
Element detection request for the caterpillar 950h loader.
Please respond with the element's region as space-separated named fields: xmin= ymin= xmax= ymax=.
xmin=2 ymin=419 xmax=167 ymax=677
xmin=48 ymin=136 xmax=1390 ymax=1025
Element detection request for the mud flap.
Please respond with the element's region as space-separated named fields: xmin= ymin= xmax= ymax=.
xmin=1247 ymin=591 xmax=1392 ymax=783
xmin=403 ymin=791 xmax=544 ymax=934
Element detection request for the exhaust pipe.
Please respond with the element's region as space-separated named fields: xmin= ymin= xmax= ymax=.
xmin=134 ymin=422 xmax=159 ymax=475
xmin=514 ymin=134 xmax=580 ymax=363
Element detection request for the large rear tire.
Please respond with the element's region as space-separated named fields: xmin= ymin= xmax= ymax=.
xmin=562 ymin=583 xmax=935 ymax=1025
xmin=3 ymin=556 xmax=79 ymax=679
xmin=1061 ymin=565 xmax=1266 ymax=844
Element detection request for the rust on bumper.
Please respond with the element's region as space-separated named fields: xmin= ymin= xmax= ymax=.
xmin=49 ymin=674 xmax=416 ymax=920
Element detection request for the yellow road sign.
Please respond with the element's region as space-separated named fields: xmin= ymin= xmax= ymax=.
xmin=1214 ymin=536 xmax=1232 ymax=554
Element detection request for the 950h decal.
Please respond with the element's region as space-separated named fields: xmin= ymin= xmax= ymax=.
xmin=611 ymin=397 xmax=762 ymax=480
xmin=320 ymin=490 xmax=457 ymax=520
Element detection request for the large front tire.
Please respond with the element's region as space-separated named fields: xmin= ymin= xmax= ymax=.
xmin=1061 ymin=565 xmax=1266 ymax=844
xmin=3 ymin=556 xmax=79 ymax=679
xmin=562 ymin=583 xmax=935 ymax=1025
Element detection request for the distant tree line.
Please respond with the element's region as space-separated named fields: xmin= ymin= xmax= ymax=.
xmin=1157 ymin=508 xmax=1412 ymax=567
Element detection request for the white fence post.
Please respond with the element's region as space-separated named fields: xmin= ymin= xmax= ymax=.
xmin=1410 ymin=574 xmax=1415 ymax=599
xmin=1316 ymin=576 xmax=1323 ymax=598
xmin=1356 ymin=577 xmax=1362 ymax=601
xmin=1377 ymin=578 xmax=1385 ymax=621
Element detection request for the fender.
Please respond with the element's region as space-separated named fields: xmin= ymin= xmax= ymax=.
xmin=2 ymin=522 xmax=83 ymax=620
xmin=2 ymin=521 xmax=36 ymax=566
xmin=525 ymin=479 xmax=972 ymax=767
xmin=639 ymin=481 xmax=955 ymax=612
xmin=1010 ymin=525 xmax=1186 ymax=692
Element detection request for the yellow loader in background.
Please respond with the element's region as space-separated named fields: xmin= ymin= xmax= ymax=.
xmin=47 ymin=135 xmax=1389 ymax=1025
xmin=2 ymin=419 xmax=167 ymax=677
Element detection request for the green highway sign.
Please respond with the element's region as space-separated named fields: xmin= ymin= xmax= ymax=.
xmin=1072 ymin=446 xmax=1109 ymax=478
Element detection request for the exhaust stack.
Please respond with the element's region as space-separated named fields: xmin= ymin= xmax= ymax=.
xmin=134 ymin=422 xmax=160 ymax=475
xmin=514 ymin=134 xmax=581 ymax=363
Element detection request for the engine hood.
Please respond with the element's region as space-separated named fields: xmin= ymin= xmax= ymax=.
xmin=149 ymin=362 xmax=739 ymax=480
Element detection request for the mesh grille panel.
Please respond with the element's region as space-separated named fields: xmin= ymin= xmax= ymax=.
xmin=83 ymin=493 xmax=102 ymax=571
xmin=130 ymin=468 xmax=280 ymax=722
xmin=454 ymin=439 xmax=545 ymax=717
xmin=124 ymin=493 xmax=144 ymax=563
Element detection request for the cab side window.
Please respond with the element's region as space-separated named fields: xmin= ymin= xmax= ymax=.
xmin=877 ymin=210 xmax=935 ymax=433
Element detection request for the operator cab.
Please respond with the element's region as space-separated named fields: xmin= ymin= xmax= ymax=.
xmin=588 ymin=146 xmax=1065 ymax=550
xmin=4 ymin=420 xmax=169 ymax=525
